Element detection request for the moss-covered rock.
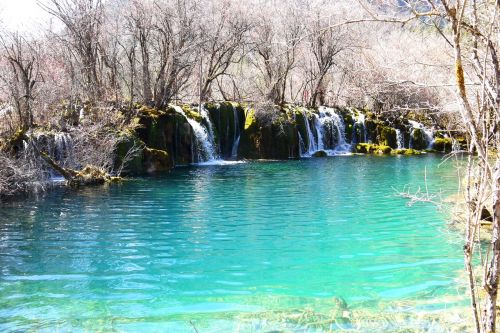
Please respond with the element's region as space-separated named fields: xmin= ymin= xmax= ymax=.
xmin=135 ymin=106 xmax=192 ymax=166
xmin=410 ymin=128 xmax=428 ymax=150
xmin=432 ymin=137 xmax=453 ymax=152
xmin=355 ymin=143 xmax=391 ymax=155
xmin=114 ymin=132 xmax=145 ymax=175
xmin=378 ymin=126 xmax=397 ymax=148
xmin=1 ymin=129 xmax=26 ymax=153
xmin=377 ymin=145 xmax=392 ymax=155
xmin=393 ymin=148 xmax=421 ymax=155
xmin=205 ymin=102 xmax=245 ymax=159
xmin=143 ymin=147 xmax=172 ymax=173
xmin=181 ymin=104 xmax=202 ymax=122
xmin=364 ymin=119 xmax=377 ymax=143
xmin=74 ymin=165 xmax=111 ymax=185
xmin=239 ymin=107 xmax=299 ymax=159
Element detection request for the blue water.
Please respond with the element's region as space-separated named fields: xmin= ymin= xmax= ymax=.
xmin=0 ymin=155 xmax=467 ymax=331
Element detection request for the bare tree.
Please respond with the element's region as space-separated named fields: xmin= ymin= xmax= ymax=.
xmin=151 ymin=0 xmax=200 ymax=108
xmin=304 ymin=9 xmax=350 ymax=107
xmin=198 ymin=0 xmax=250 ymax=101
xmin=0 ymin=32 xmax=42 ymax=130
xmin=251 ymin=3 xmax=304 ymax=105
xmin=41 ymin=0 xmax=104 ymax=102
xmin=126 ymin=0 xmax=154 ymax=104
xmin=361 ymin=1 xmax=499 ymax=331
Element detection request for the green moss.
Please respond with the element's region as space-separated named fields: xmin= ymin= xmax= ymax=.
xmin=245 ymin=109 xmax=256 ymax=130
xmin=356 ymin=143 xmax=391 ymax=155
xmin=355 ymin=143 xmax=374 ymax=154
xmin=432 ymin=137 xmax=453 ymax=152
xmin=378 ymin=126 xmax=397 ymax=148
xmin=365 ymin=112 xmax=376 ymax=120
xmin=410 ymin=128 xmax=428 ymax=150
xmin=137 ymin=104 xmax=164 ymax=118
xmin=180 ymin=104 xmax=202 ymax=122
xmin=143 ymin=147 xmax=172 ymax=173
xmin=392 ymin=148 xmax=421 ymax=155
xmin=377 ymin=145 xmax=392 ymax=154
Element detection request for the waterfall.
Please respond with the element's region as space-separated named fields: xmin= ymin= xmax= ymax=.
xmin=351 ymin=110 xmax=367 ymax=143
xmin=298 ymin=132 xmax=307 ymax=157
xmin=358 ymin=113 xmax=367 ymax=143
xmin=54 ymin=132 xmax=74 ymax=165
xmin=313 ymin=115 xmax=324 ymax=151
xmin=231 ymin=104 xmax=241 ymax=160
xmin=408 ymin=120 xmax=434 ymax=149
xmin=300 ymin=107 xmax=351 ymax=156
xmin=23 ymin=131 xmax=75 ymax=181
xmin=172 ymin=105 xmax=217 ymax=163
xmin=451 ymin=138 xmax=461 ymax=153
xmin=319 ymin=106 xmax=351 ymax=154
xmin=199 ymin=106 xmax=217 ymax=152
xmin=396 ymin=129 xmax=404 ymax=149
xmin=301 ymin=110 xmax=318 ymax=155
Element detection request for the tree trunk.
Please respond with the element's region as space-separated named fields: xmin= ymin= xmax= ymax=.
xmin=485 ymin=161 xmax=500 ymax=333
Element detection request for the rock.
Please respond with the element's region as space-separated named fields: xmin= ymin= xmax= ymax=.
xmin=135 ymin=106 xmax=193 ymax=166
xmin=114 ymin=132 xmax=145 ymax=175
xmin=378 ymin=125 xmax=398 ymax=148
xmin=205 ymin=102 xmax=245 ymax=159
xmin=410 ymin=128 xmax=428 ymax=150
xmin=355 ymin=143 xmax=391 ymax=154
xmin=376 ymin=145 xmax=392 ymax=154
xmin=393 ymin=148 xmax=421 ymax=155
xmin=143 ymin=147 xmax=172 ymax=173
xmin=432 ymin=137 xmax=453 ymax=152
xmin=74 ymin=165 xmax=110 ymax=185
xmin=312 ymin=150 xmax=328 ymax=157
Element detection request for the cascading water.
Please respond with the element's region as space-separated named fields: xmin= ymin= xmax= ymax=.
xmin=351 ymin=110 xmax=367 ymax=144
xmin=408 ymin=120 xmax=434 ymax=149
xmin=300 ymin=107 xmax=352 ymax=156
xmin=319 ymin=106 xmax=351 ymax=154
xmin=172 ymin=105 xmax=217 ymax=163
xmin=313 ymin=115 xmax=324 ymax=151
xmin=301 ymin=110 xmax=318 ymax=156
xmin=396 ymin=129 xmax=405 ymax=149
xmin=231 ymin=104 xmax=241 ymax=160
xmin=22 ymin=131 xmax=75 ymax=182
xmin=451 ymin=138 xmax=461 ymax=153
xmin=297 ymin=132 xmax=307 ymax=157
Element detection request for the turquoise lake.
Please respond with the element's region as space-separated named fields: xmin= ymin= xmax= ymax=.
xmin=0 ymin=155 xmax=469 ymax=332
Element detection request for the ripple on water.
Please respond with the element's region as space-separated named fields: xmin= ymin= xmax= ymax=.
xmin=0 ymin=156 xmax=469 ymax=331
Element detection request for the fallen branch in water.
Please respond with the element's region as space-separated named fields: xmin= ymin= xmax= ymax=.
xmin=393 ymin=184 xmax=443 ymax=209
xmin=392 ymin=167 xmax=443 ymax=209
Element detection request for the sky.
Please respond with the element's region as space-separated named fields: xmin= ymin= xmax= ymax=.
xmin=0 ymin=0 xmax=52 ymax=32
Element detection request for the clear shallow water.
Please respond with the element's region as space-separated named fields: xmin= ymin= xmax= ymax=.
xmin=0 ymin=155 xmax=468 ymax=332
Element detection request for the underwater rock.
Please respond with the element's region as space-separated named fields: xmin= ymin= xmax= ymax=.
xmin=312 ymin=150 xmax=328 ymax=157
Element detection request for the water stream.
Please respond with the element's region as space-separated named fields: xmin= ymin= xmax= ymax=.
xmin=408 ymin=120 xmax=434 ymax=149
xmin=396 ymin=129 xmax=405 ymax=149
xmin=173 ymin=105 xmax=217 ymax=163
